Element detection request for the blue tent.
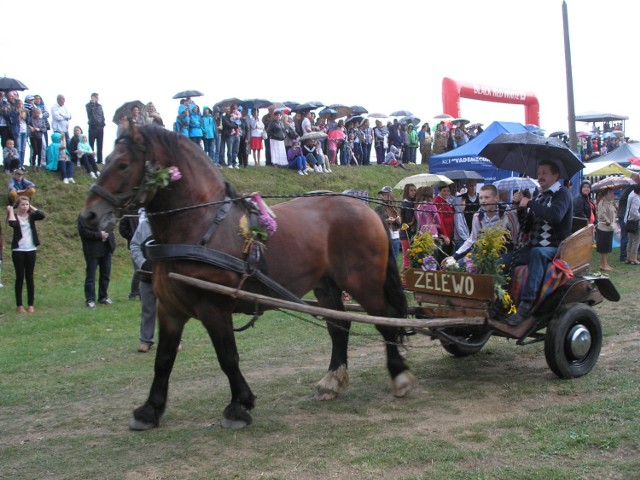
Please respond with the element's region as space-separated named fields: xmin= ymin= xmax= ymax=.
xmin=429 ymin=121 xmax=530 ymax=183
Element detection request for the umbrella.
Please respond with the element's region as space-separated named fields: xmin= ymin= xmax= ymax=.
xmin=467 ymin=123 xmax=484 ymax=130
xmin=327 ymin=130 xmax=346 ymax=141
xmin=241 ymin=98 xmax=272 ymax=109
xmin=438 ymin=170 xmax=484 ymax=182
xmin=613 ymin=130 xmax=625 ymax=138
xmin=326 ymin=104 xmax=352 ymax=118
xmin=479 ymin=132 xmax=584 ymax=179
xmin=350 ymin=105 xmax=368 ymax=115
xmin=394 ymin=173 xmax=453 ymax=190
xmin=172 ymin=89 xmax=204 ymax=99
xmin=291 ymin=101 xmax=323 ymax=113
xmin=433 ymin=113 xmax=454 ymax=120
xmin=112 ymin=100 xmax=144 ymax=124
xmin=283 ymin=100 xmax=300 ymax=109
xmin=591 ymin=176 xmax=636 ymax=191
xmin=602 ymin=132 xmax=616 ymax=139
xmin=549 ymin=131 xmax=568 ymax=138
xmin=367 ymin=112 xmax=388 ymax=119
xmin=577 ymin=131 xmax=592 ymax=138
xmin=452 ymin=117 xmax=470 ymax=125
xmin=583 ymin=160 xmax=632 ymax=177
xmin=300 ymin=131 xmax=328 ymax=141
xmin=214 ymin=97 xmax=241 ymax=110
xmin=318 ymin=107 xmax=337 ymax=119
xmin=400 ymin=115 xmax=421 ymax=126
xmin=390 ymin=110 xmax=413 ymax=117
xmin=345 ymin=115 xmax=364 ymax=125
xmin=0 ymin=76 xmax=28 ymax=91
xmin=493 ymin=176 xmax=539 ymax=192
xmin=629 ymin=157 xmax=640 ymax=166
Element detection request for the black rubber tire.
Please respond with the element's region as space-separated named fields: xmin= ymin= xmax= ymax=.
xmin=544 ymin=304 xmax=602 ymax=379
xmin=438 ymin=328 xmax=491 ymax=357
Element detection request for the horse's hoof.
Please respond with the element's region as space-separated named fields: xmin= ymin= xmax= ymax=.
xmin=391 ymin=371 xmax=415 ymax=398
xmin=314 ymin=387 xmax=339 ymax=401
xmin=315 ymin=366 xmax=349 ymax=401
xmin=129 ymin=418 xmax=158 ymax=431
xmin=221 ymin=417 xmax=250 ymax=429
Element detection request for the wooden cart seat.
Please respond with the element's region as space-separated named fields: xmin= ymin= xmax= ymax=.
xmin=553 ymin=225 xmax=594 ymax=275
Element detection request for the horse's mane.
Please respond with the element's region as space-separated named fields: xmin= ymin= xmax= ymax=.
xmin=120 ymin=125 xmax=244 ymax=200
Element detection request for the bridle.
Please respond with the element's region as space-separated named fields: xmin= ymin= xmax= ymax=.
xmin=89 ymin=140 xmax=166 ymax=218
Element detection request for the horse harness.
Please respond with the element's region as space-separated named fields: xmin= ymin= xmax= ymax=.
xmin=89 ymin=153 xmax=306 ymax=330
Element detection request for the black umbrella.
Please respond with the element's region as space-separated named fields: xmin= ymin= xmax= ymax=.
xmin=241 ymin=98 xmax=272 ymax=109
xmin=213 ymin=97 xmax=242 ymax=110
xmin=549 ymin=131 xmax=568 ymax=138
xmin=345 ymin=115 xmax=364 ymax=125
xmin=283 ymin=100 xmax=300 ymax=109
xmin=439 ymin=170 xmax=485 ymax=182
xmin=112 ymin=100 xmax=145 ymax=124
xmin=390 ymin=109 xmax=413 ymax=117
xmin=350 ymin=105 xmax=368 ymax=115
xmin=479 ymin=132 xmax=584 ymax=179
xmin=291 ymin=101 xmax=323 ymax=113
xmin=173 ymin=89 xmax=204 ymax=99
xmin=0 ymin=76 xmax=28 ymax=91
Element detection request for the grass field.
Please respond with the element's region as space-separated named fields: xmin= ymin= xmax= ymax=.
xmin=0 ymin=163 xmax=638 ymax=479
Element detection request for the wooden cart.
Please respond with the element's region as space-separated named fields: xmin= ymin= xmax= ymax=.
xmin=172 ymin=226 xmax=619 ymax=380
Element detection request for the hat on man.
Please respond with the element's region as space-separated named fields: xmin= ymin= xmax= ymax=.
xmin=25 ymin=95 xmax=35 ymax=102
xmin=378 ymin=186 xmax=393 ymax=194
xmin=14 ymin=169 xmax=24 ymax=175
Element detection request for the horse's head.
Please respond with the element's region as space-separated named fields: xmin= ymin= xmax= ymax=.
xmin=81 ymin=125 xmax=157 ymax=231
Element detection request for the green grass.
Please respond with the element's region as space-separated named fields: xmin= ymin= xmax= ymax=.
xmin=1 ymin=165 xmax=639 ymax=479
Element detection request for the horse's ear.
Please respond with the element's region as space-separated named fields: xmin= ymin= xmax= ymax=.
xmin=129 ymin=122 xmax=145 ymax=146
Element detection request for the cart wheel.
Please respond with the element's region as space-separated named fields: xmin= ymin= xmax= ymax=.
xmin=438 ymin=329 xmax=491 ymax=357
xmin=544 ymin=304 xmax=602 ymax=379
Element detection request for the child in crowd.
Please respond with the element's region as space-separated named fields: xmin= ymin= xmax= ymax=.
xmin=46 ymin=132 xmax=75 ymax=184
xmin=343 ymin=133 xmax=359 ymax=166
xmin=76 ymin=134 xmax=100 ymax=178
xmin=3 ymin=139 xmax=19 ymax=173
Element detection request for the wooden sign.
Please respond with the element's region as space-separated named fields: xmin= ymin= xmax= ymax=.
xmin=406 ymin=268 xmax=495 ymax=301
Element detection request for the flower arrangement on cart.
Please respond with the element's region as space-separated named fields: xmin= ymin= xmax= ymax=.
xmin=407 ymin=226 xmax=516 ymax=314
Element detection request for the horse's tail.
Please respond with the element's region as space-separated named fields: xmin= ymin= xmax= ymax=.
xmin=381 ymin=219 xmax=408 ymax=320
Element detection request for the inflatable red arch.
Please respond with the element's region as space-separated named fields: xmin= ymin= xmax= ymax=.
xmin=442 ymin=77 xmax=540 ymax=127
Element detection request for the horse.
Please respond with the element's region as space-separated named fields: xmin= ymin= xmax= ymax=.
xmin=81 ymin=125 xmax=413 ymax=430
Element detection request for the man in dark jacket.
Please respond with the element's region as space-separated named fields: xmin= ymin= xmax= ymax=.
xmin=504 ymin=160 xmax=573 ymax=326
xmin=85 ymin=93 xmax=105 ymax=164
xmin=78 ymin=214 xmax=116 ymax=308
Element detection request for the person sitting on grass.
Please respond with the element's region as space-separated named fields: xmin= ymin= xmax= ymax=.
xmin=8 ymin=169 xmax=36 ymax=205
xmin=287 ymin=139 xmax=309 ymax=175
xmin=75 ymin=133 xmax=100 ymax=179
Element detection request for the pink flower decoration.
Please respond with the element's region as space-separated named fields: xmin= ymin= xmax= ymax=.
xmin=168 ymin=166 xmax=182 ymax=182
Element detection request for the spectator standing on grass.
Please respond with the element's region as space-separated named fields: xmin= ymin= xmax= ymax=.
xmin=85 ymin=93 xmax=105 ymax=164
xmin=119 ymin=213 xmax=141 ymax=301
xmin=595 ymin=187 xmax=616 ymax=271
xmin=78 ymin=213 xmax=115 ymax=309
xmin=7 ymin=197 xmax=45 ymax=313
xmin=51 ymin=94 xmax=71 ymax=142
xmin=130 ymin=209 xmax=156 ymax=353
xmin=616 ymin=173 xmax=640 ymax=263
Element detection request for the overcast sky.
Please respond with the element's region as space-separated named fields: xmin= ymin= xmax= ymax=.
xmin=6 ymin=0 xmax=637 ymax=152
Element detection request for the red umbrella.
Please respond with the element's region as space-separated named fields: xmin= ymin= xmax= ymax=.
xmin=591 ymin=176 xmax=636 ymax=191
xmin=629 ymin=157 xmax=640 ymax=166
xmin=327 ymin=130 xmax=346 ymax=141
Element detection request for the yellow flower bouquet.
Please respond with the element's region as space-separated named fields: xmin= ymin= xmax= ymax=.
xmin=408 ymin=232 xmax=437 ymax=270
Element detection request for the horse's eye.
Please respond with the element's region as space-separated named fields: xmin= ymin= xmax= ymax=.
xmin=118 ymin=163 xmax=128 ymax=172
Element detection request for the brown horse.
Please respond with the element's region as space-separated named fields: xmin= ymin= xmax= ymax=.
xmin=81 ymin=125 xmax=413 ymax=430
